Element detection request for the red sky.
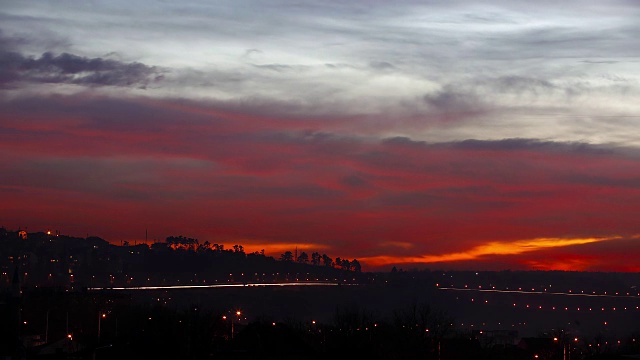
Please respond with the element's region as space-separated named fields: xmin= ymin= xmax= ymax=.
xmin=2 ymin=95 xmax=640 ymax=271
xmin=2 ymin=1 xmax=640 ymax=271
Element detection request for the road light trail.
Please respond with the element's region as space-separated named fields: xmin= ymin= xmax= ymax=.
xmin=437 ymin=287 xmax=637 ymax=299
xmin=88 ymin=281 xmax=354 ymax=291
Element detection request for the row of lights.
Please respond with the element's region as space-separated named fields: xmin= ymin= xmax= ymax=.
xmin=464 ymin=298 xmax=640 ymax=311
xmin=437 ymin=283 xmax=640 ymax=297
xmin=464 ymin=296 xmax=640 ymax=313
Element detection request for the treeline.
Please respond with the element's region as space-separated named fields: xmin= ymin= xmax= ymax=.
xmin=159 ymin=235 xmax=362 ymax=272
xmin=0 ymin=229 xmax=366 ymax=290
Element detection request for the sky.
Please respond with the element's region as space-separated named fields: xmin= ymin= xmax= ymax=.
xmin=1 ymin=0 xmax=640 ymax=271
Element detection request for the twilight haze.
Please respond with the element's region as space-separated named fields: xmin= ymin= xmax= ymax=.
xmin=1 ymin=1 xmax=640 ymax=271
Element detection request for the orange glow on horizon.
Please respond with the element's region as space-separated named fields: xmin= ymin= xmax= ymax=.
xmin=113 ymin=238 xmax=329 ymax=257
xmin=361 ymin=235 xmax=624 ymax=267
xmin=239 ymin=241 xmax=329 ymax=257
xmin=524 ymin=258 xmax=596 ymax=271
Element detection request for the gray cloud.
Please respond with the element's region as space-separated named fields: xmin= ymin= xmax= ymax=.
xmin=0 ymin=32 xmax=163 ymax=88
xmin=378 ymin=136 xmax=640 ymax=172
xmin=423 ymin=87 xmax=483 ymax=114
xmin=341 ymin=174 xmax=368 ymax=188
xmin=449 ymin=138 xmax=617 ymax=155
xmin=1 ymin=1 xmax=640 ymax=147
xmin=369 ymin=61 xmax=394 ymax=70
xmin=252 ymin=63 xmax=304 ymax=72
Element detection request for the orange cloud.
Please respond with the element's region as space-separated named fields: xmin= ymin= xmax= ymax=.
xmin=361 ymin=236 xmax=623 ymax=267
xmin=523 ymin=258 xmax=596 ymax=271
xmin=379 ymin=241 xmax=415 ymax=249
xmin=238 ymin=241 xmax=329 ymax=257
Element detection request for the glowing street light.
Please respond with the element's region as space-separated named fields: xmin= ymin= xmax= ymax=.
xmin=223 ymin=309 xmax=243 ymax=340
xmin=98 ymin=312 xmax=107 ymax=341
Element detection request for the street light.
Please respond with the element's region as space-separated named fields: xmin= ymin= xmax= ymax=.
xmin=98 ymin=313 xmax=106 ymax=341
xmin=233 ymin=311 xmax=241 ymax=339
xmin=223 ymin=310 xmax=242 ymax=340
xmin=554 ymin=335 xmax=578 ymax=360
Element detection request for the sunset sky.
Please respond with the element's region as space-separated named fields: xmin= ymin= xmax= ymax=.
xmin=2 ymin=1 xmax=640 ymax=271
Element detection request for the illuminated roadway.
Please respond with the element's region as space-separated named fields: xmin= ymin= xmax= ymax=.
xmin=88 ymin=281 xmax=355 ymax=291
xmin=438 ymin=286 xmax=639 ymax=299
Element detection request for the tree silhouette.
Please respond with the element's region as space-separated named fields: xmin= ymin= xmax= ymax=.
xmin=297 ymin=251 xmax=309 ymax=264
xmin=393 ymin=301 xmax=454 ymax=342
xmin=350 ymin=259 xmax=361 ymax=272
xmin=311 ymin=252 xmax=321 ymax=266
xmin=165 ymin=236 xmax=199 ymax=251
xmin=280 ymin=251 xmax=293 ymax=262
xmin=321 ymin=254 xmax=333 ymax=267
xmin=338 ymin=258 xmax=350 ymax=271
xmin=151 ymin=242 xmax=169 ymax=251
xmin=198 ymin=241 xmax=211 ymax=253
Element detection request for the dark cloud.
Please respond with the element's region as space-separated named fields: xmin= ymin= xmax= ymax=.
xmin=369 ymin=61 xmax=394 ymax=70
xmin=0 ymin=29 xmax=26 ymax=50
xmin=0 ymin=33 xmax=163 ymax=88
xmin=449 ymin=138 xmax=619 ymax=156
xmin=382 ymin=136 xmax=628 ymax=158
xmin=580 ymin=60 xmax=620 ymax=64
xmin=252 ymin=63 xmax=300 ymax=72
xmin=341 ymin=175 xmax=368 ymax=188
xmin=489 ymin=76 xmax=556 ymax=94
xmin=423 ymin=86 xmax=484 ymax=114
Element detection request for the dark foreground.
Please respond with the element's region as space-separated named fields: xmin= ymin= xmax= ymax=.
xmin=3 ymin=280 xmax=640 ymax=360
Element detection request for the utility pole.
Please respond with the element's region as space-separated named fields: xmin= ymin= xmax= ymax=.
xmin=45 ymin=310 xmax=49 ymax=343
xmin=98 ymin=312 xmax=106 ymax=341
